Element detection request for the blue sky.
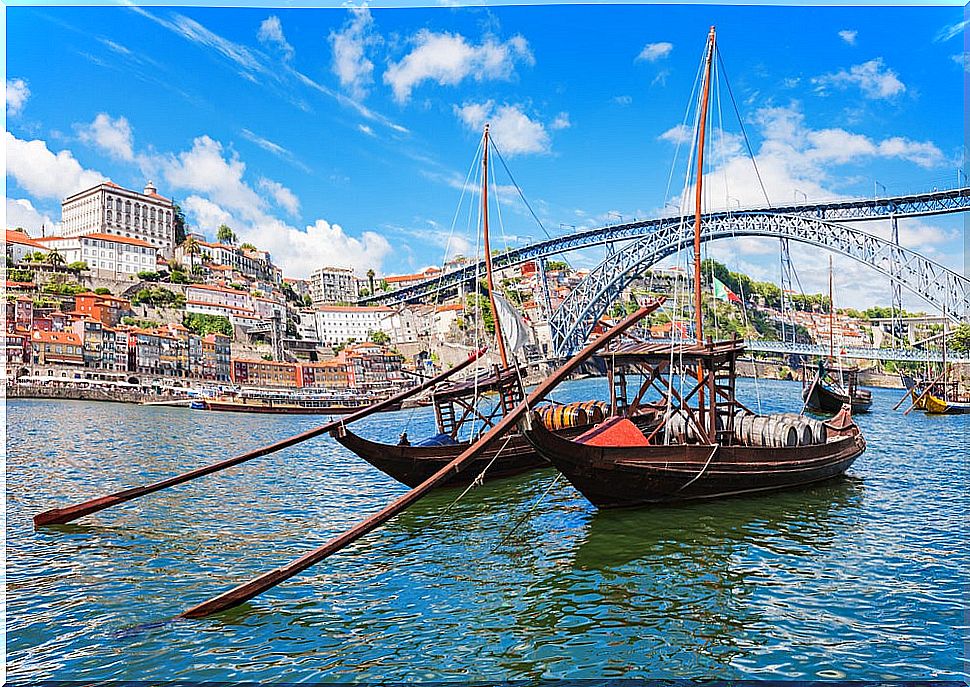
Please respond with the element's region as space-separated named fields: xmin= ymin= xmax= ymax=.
xmin=5 ymin=3 xmax=967 ymax=308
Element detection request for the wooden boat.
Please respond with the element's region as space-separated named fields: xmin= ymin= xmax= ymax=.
xmin=332 ymin=125 xmax=663 ymax=486
xmin=520 ymin=26 xmax=867 ymax=510
xmin=801 ymin=364 xmax=872 ymax=414
xmin=199 ymin=394 xmax=403 ymax=415
xmin=922 ymin=392 xmax=970 ymax=415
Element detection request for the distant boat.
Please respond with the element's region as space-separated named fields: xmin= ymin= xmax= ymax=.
xmin=196 ymin=393 xmax=403 ymax=415
xmin=922 ymin=393 xmax=970 ymax=415
xmin=802 ymin=363 xmax=873 ymax=414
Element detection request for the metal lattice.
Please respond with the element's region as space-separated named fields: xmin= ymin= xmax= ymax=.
xmin=363 ymin=186 xmax=970 ymax=307
xmin=550 ymin=212 xmax=970 ymax=356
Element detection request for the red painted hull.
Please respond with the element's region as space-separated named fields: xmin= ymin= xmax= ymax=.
xmin=521 ymin=409 xmax=866 ymax=508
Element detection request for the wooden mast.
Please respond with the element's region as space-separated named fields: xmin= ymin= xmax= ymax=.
xmin=482 ymin=124 xmax=510 ymax=369
xmin=693 ymin=26 xmax=716 ymax=432
xmin=828 ymin=255 xmax=835 ymax=360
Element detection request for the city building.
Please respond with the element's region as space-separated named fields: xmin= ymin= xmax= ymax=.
xmin=177 ymin=236 xmax=282 ymax=284
xmin=231 ymin=359 xmax=300 ymax=388
xmin=382 ymin=266 xmax=442 ymax=292
xmin=309 ymin=266 xmax=359 ymax=305
xmin=342 ymin=343 xmax=405 ymax=392
xmin=30 ymin=330 xmax=84 ymax=367
xmin=37 ymin=233 xmax=157 ymax=278
xmin=201 ymin=333 xmax=232 ymax=381
xmin=184 ymin=284 xmax=256 ymax=320
xmin=297 ymin=360 xmax=350 ymax=389
xmin=310 ymin=305 xmax=393 ymax=346
xmin=74 ymin=292 xmax=131 ymax=327
xmin=5 ymin=229 xmax=50 ymax=263
xmin=60 ymin=181 xmax=176 ymax=258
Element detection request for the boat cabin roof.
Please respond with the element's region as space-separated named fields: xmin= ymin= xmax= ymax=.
xmin=598 ymin=338 xmax=746 ymax=367
xmin=433 ymin=366 xmax=519 ymax=401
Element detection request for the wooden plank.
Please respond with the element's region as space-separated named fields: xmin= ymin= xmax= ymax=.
xmin=180 ymin=300 xmax=663 ymax=619
xmin=33 ymin=348 xmax=489 ymax=528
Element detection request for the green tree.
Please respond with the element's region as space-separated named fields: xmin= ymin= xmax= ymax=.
xmin=369 ymin=329 xmax=390 ymax=345
xmin=183 ymin=312 xmax=234 ymax=337
xmin=45 ymin=250 xmax=65 ymax=267
xmin=217 ymin=224 xmax=237 ymax=245
xmin=93 ymin=287 xmax=112 ymax=295
xmin=239 ymin=242 xmax=257 ymax=251
xmin=545 ymin=260 xmax=568 ymax=272
xmin=367 ymin=268 xmax=376 ymax=295
xmin=137 ymin=270 xmax=161 ymax=282
xmin=67 ymin=261 xmax=88 ymax=271
xmin=949 ymin=323 xmax=970 ymax=353
xmin=172 ymin=200 xmax=187 ymax=244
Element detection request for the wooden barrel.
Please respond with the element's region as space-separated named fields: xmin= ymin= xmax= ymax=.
xmin=540 ymin=403 xmax=589 ymax=430
xmin=749 ymin=416 xmax=772 ymax=447
xmin=578 ymin=400 xmax=607 ymax=424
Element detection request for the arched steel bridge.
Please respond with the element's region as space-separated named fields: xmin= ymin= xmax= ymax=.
xmin=550 ymin=211 xmax=970 ymax=355
xmin=362 ymin=186 xmax=970 ymax=308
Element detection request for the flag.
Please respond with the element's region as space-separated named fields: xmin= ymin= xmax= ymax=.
xmin=713 ymin=276 xmax=742 ymax=304
xmin=492 ymin=292 xmax=531 ymax=354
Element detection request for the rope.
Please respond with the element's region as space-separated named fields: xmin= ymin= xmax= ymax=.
xmin=429 ymin=434 xmax=513 ymax=525
xmin=677 ymin=444 xmax=719 ymax=491
xmin=491 ymin=472 xmax=563 ymax=552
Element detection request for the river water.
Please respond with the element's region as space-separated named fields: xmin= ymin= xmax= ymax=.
xmin=5 ymin=377 xmax=969 ymax=681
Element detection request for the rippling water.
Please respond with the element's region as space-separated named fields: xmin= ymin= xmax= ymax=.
xmin=6 ymin=377 xmax=969 ymax=680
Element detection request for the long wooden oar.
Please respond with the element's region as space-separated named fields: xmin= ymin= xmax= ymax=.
xmin=903 ymin=370 xmax=947 ymax=416
xmin=180 ymin=301 xmax=662 ymax=619
xmin=34 ymin=348 xmax=488 ymax=528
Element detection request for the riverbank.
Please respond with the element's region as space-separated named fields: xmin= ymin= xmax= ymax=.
xmin=5 ymin=384 xmax=189 ymax=405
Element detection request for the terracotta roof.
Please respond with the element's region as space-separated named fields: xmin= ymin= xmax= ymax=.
xmin=5 ymin=229 xmax=50 ymax=250
xmin=6 ymin=280 xmax=35 ymax=288
xmin=82 ymin=233 xmax=155 ymax=248
xmin=435 ymin=303 xmax=463 ymax=313
xmin=32 ymin=330 xmax=82 ymax=345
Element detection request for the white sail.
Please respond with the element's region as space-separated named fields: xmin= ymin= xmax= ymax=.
xmin=493 ymin=292 xmax=530 ymax=355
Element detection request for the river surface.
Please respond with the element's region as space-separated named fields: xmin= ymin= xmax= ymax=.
xmin=5 ymin=377 xmax=969 ymax=681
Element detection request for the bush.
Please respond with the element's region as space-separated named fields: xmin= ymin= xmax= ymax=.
xmin=42 ymin=282 xmax=87 ymax=296
xmin=122 ymin=316 xmax=160 ymax=329
xmin=8 ymin=269 xmax=34 ymax=283
xmin=137 ymin=270 xmax=161 ymax=282
xmin=169 ymin=270 xmax=190 ymax=284
xmin=183 ymin=312 xmax=233 ymax=337
xmin=93 ymin=287 xmax=112 ymax=295
xmin=131 ymin=286 xmax=184 ymax=308
xmin=67 ymin=261 xmax=88 ymax=271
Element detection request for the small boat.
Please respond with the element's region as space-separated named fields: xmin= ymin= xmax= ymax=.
xmin=520 ymin=26 xmax=867 ymax=510
xmin=802 ymin=363 xmax=873 ymax=414
xmin=520 ymin=339 xmax=866 ymax=508
xmin=922 ymin=392 xmax=970 ymax=415
xmin=197 ymin=393 xmax=403 ymax=415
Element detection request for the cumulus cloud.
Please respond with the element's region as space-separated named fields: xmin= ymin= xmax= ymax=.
xmin=6 ymin=197 xmax=59 ymax=234
xmin=658 ymin=123 xmax=692 ymax=144
xmin=384 ymin=30 xmax=533 ymax=103
xmin=812 ymin=58 xmax=906 ymax=99
xmin=76 ymin=113 xmax=135 ymax=161
xmin=258 ymin=15 xmax=295 ymax=62
xmin=330 ymin=8 xmax=377 ymax=100
xmin=258 ymin=177 xmax=300 ymax=216
xmin=454 ymin=101 xmax=551 ymax=156
xmin=6 ymin=78 xmax=30 ymax=115
xmin=550 ymin=112 xmax=571 ymax=130
xmin=838 ymin=30 xmax=857 ymax=45
xmin=5 ymin=132 xmax=105 ymax=200
xmin=636 ymin=42 xmax=673 ymax=62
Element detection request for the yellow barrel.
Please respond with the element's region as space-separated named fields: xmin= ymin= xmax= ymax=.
xmin=539 ymin=403 xmax=590 ymax=430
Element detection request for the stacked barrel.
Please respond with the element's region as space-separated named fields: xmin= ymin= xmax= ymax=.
xmin=662 ymin=409 xmax=827 ymax=447
xmin=538 ymin=401 xmax=609 ymax=430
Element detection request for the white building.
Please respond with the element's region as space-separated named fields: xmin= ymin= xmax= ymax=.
xmin=185 ymin=284 xmax=256 ymax=320
xmin=380 ymin=305 xmax=431 ymax=345
xmin=309 ymin=267 xmax=359 ymax=305
xmin=5 ymin=229 xmax=50 ymax=263
xmin=311 ymin=306 xmax=393 ymax=346
xmin=177 ymin=236 xmax=282 ymax=284
xmin=36 ymin=233 xmax=157 ymax=278
xmin=61 ymin=181 xmax=176 ymax=258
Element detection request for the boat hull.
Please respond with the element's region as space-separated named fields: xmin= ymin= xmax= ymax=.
xmin=521 ymin=409 xmax=866 ymax=509
xmin=333 ymin=412 xmax=660 ymax=488
xmin=202 ymin=399 xmax=403 ymax=415
xmin=923 ymin=393 xmax=970 ymax=415
xmin=802 ymin=382 xmax=872 ymax=414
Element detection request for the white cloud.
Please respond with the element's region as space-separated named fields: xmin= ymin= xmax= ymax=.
xmin=6 ymin=78 xmax=30 ymax=115
xmin=258 ymin=177 xmax=300 ymax=216
xmin=357 ymin=124 xmax=376 ymax=137
xmin=5 ymin=197 xmax=58 ymax=234
xmin=258 ymin=16 xmax=295 ymax=62
xmin=658 ymin=123 xmax=692 ymax=144
xmin=935 ymin=19 xmax=967 ymax=42
xmin=838 ymin=30 xmax=857 ymax=45
xmin=239 ymin=128 xmax=310 ymax=173
xmin=76 ymin=113 xmax=135 ymax=161
xmin=550 ymin=112 xmax=571 ymax=130
xmin=952 ymin=52 xmax=969 ymax=72
xmin=5 ymin=132 xmax=105 ymax=200
xmin=636 ymin=42 xmax=673 ymax=62
xmin=181 ymin=195 xmax=234 ymax=230
xmin=384 ymin=30 xmax=533 ymax=103
xmin=612 ymin=95 xmax=633 ymax=106
xmin=330 ymin=8 xmax=377 ymax=100
xmin=812 ymin=58 xmax=905 ymax=99
xmin=454 ymin=101 xmax=550 ymax=156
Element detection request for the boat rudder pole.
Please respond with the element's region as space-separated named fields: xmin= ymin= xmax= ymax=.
xmin=33 ymin=348 xmax=488 ymax=528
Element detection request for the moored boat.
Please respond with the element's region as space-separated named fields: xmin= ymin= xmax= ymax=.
xmin=196 ymin=392 xmax=403 ymax=414
xmin=801 ymin=364 xmax=872 ymax=414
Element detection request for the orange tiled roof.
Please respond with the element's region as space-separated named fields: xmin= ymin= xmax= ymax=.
xmin=32 ymin=330 xmax=82 ymax=345
xmin=5 ymin=229 xmax=50 ymax=250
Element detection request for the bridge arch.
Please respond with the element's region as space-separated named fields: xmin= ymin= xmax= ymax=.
xmin=550 ymin=212 xmax=970 ymax=356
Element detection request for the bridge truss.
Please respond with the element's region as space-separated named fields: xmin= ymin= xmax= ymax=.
xmin=549 ymin=212 xmax=970 ymax=356
xmin=362 ymin=186 xmax=970 ymax=307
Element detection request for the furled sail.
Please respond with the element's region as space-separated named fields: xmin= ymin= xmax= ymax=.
xmin=493 ymin=292 xmax=530 ymax=354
